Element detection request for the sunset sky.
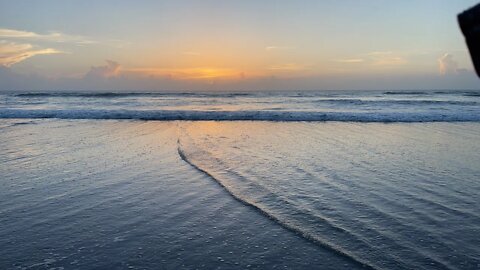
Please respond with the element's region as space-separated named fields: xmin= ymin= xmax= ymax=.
xmin=0 ymin=0 xmax=479 ymax=91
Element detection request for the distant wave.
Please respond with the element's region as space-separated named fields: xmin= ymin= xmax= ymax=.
xmin=313 ymin=99 xmax=478 ymax=106
xmin=12 ymin=90 xmax=480 ymax=98
xmin=383 ymin=91 xmax=429 ymax=95
xmin=383 ymin=90 xmax=480 ymax=97
xmin=1 ymin=108 xmax=480 ymax=122
xmin=14 ymin=92 xmax=254 ymax=98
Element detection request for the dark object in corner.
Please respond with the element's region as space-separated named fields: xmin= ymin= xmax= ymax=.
xmin=458 ymin=3 xmax=480 ymax=77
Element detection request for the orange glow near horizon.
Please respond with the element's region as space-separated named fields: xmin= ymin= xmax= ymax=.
xmin=124 ymin=67 xmax=256 ymax=80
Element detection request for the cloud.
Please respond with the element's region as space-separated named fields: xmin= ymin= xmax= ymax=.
xmin=334 ymin=58 xmax=364 ymax=63
xmin=0 ymin=29 xmax=40 ymax=38
xmin=0 ymin=41 xmax=63 ymax=67
xmin=372 ymin=56 xmax=406 ymax=66
xmin=334 ymin=51 xmax=407 ymax=67
xmin=265 ymin=46 xmax=290 ymax=51
xmin=80 ymin=60 xmax=251 ymax=81
xmin=1 ymin=61 xmax=479 ymax=92
xmin=438 ymin=53 xmax=458 ymax=75
xmin=124 ymin=67 xmax=245 ymax=80
xmin=267 ymin=63 xmax=307 ymax=71
xmin=0 ymin=28 xmax=96 ymax=44
xmin=366 ymin=51 xmax=393 ymax=56
xmin=367 ymin=51 xmax=407 ymax=66
xmin=85 ymin=60 xmax=121 ymax=78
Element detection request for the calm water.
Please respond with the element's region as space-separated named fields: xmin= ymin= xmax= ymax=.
xmin=180 ymin=122 xmax=480 ymax=269
xmin=1 ymin=90 xmax=479 ymax=269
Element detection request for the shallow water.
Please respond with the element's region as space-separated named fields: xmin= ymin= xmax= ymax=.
xmin=179 ymin=122 xmax=480 ymax=269
xmin=1 ymin=119 xmax=479 ymax=269
xmin=0 ymin=120 xmax=361 ymax=270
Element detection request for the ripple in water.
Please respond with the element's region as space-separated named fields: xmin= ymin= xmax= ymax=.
xmin=178 ymin=122 xmax=480 ymax=270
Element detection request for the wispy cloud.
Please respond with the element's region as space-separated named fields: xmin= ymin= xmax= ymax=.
xmin=0 ymin=28 xmax=96 ymax=44
xmin=265 ymin=46 xmax=290 ymax=51
xmin=334 ymin=58 xmax=364 ymax=63
xmin=367 ymin=51 xmax=406 ymax=66
xmin=366 ymin=51 xmax=393 ymax=56
xmin=267 ymin=63 xmax=307 ymax=71
xmin=0 ymin=41 xmax=63 ymax=67
xmin=336 ymin=51 xmax=407 ymax=67
xmin=0 ymin=28 xmax=126 ymax=67
xmin=0 ymin=29 xmax=41 ymax=38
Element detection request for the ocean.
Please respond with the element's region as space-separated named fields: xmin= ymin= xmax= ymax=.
xmin=1 ymin=90 xmax=479 ymax=269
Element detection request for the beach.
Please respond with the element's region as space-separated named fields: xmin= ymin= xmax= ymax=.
xmin=1 ymin=116 xmax=479 ymax=269
xmin=0 ymin=120 xmax=362 ymax=269
xmin=0 ymin=91 xmax=480 ymax=269
xmin=2 ymin=1 xmax=480 ymax=269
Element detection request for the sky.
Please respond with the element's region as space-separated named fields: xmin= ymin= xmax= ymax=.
xmin=0 ymin=0 xmax=479 ymax=91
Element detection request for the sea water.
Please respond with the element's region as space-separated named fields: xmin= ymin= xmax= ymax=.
xmin=1 ymin=90 xmax=480 ymax=122
xmin=1 ymin=90 xmax=479 ymax=269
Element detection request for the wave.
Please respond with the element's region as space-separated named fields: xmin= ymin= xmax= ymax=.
xmin=313 ymin=99 xmax=478 ymax=106
xmin=383 ymin=91 xmax=430 ymax=95
xmin=1 ymin=108 xmax=480 ymax=122
xmin=9 ymin=90 xmax=480 ymax=99
xmin=176 ymin=129 xmax=466 ymax=270
xmin=15 ymin=92 xmax=139 ymax=98
xmin=13 ymin=92 xmax=255 ymax=98
xmin=176 ymin=140 xmax=378 ymax=270
xmin=0 ymin=120 xmax=37 ymax=129
xmin=384 ymin=90 xmax=480 ymax=96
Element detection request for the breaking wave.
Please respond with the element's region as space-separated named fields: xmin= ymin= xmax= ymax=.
xmin=1 ymin=108 xmax=480 ymax=122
